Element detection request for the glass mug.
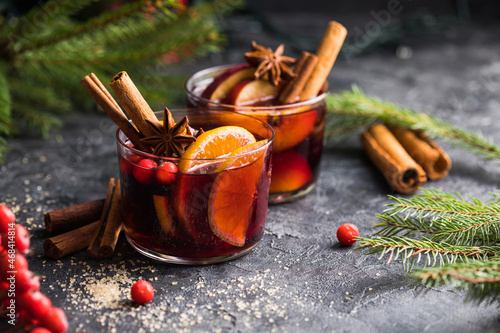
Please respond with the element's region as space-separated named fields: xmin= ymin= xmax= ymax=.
xmin=185 ymin=65 xmax=326 ymax=204
xmin=117 ymin=109 xmax=274 ymax=264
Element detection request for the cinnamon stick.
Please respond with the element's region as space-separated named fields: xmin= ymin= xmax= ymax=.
xmin=43 ymin=221 xmax=100 ymax=259
xmin=389 ymin=126 xmax=452 ymax=180
xmin=110 ymin=71 xmax=160 ymax=137
xmin=87 ymin=178 xmax=123 ymax=258
xmin=299 ymin=21 xmax=347 ymax=101
xmin=361 ymin=124 xmax=427 ymax=194
xmin=277 ymin=51 xmax=318 ymax=104
xmin=81 ymin=73 xmax=149 ymax=152
xmin=44 ymin=199 xmax=105 ymax=233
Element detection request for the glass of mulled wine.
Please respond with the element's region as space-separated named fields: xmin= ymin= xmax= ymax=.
xmin=185 ymin=64 xmax=326 ymax=204
xmin=116 ymin=109 xmax=274 ymax=264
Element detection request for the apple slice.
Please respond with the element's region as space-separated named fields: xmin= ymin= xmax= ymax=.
xmin=201 ymin=63 xmax=255 ymax=102
xmin=224 ymin=78 xmax=281 ymax=106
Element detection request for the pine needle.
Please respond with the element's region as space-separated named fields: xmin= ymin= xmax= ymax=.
xmin=326 ymin=85 xmax=500 ymax=160
xmin=360 ymin=189 xmax=500 ymax=304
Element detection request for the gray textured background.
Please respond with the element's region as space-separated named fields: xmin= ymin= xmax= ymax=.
xmin=2 ymin=1 xmax=500 ymax=332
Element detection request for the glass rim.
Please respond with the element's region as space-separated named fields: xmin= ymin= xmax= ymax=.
xmin=116 ymin=108 xmax=274 ymax=163
xmin=185 ymin=63 xmax=327 ymax=111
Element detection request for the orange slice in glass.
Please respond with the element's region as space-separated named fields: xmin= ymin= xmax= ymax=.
xmin=153 ymin=195 xmax=176 ymax=236
xmin=178 ymin=126 xmax=256 ymax=174
xmin=208 ymin=140 xmax=269 ymax=247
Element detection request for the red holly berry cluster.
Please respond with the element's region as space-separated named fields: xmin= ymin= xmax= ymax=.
xmin=0 ymin=204 xmax=68 ymax=333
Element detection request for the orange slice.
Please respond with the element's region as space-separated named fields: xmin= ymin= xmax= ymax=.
xmin=264 ymin=110 xmax=316 ymax=153
xmin=178 ymin=126 xmax=256 ymax=173
xmin=269 ymin=150 xmax=312 ymax=193
xmin=153 ymin=195 xmax=181 ymax=237
xmin=208 ymin=140 xmax=269 ymax=247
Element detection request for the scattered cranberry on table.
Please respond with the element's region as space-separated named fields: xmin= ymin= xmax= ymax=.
xmin=336 ymin=223 xmax=359 ymax=246
xmin=131 ymin=280 xmax=154 ymax=304
xmin=0 ymin=204 xmax=68 ymax=333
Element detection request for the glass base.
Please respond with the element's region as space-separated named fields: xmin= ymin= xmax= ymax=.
xmin=125 ymin=234 xmax=259 ymax=265
xmin=269 ymin=181 xmax=317 ymax=205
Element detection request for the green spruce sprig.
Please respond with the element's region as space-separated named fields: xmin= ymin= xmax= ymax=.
xmin=411 ymin=260 xmax=500 ymax=304
xmin=0 ymin=0 xmax=242 ymax=162
xmin=358 ymin=189 xmax=500 ymax=304
xmin=326 ymin=85 xmax=500 ymax=160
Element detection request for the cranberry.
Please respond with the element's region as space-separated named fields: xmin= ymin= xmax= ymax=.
xmin=16 ymin=224 xmax=30 ymax=254
xmin=40 ymin=307 xmax=68 ymax=333
xmin=131 ymin=280 xmax=154 ymax=304
xmin=120 ymin=154 xmax=142 ymax=176
xmin=15 ymin=269 xmax=40 ymax=293
xmin=336 ymin=223 xmax=359 ymax=246
xmin=0 ymin=204 xmax=15 ymax=234
xmin=1 ymin=223 xmax=30 ymax=254
xmin=30 ymin=328 xmax=52 ymax=333
xmin=0 ymin=252 xmax=28 ymax=280
xmin=17 ymin=290 xmax=52 ymax=320
xmin=133 ymin=159 xmax=157 ymax=184
xmin=156 ymin=162 xmax=178 ymax=185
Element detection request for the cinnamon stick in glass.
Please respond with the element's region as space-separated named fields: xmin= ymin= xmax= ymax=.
xmin=44 ymin=221 xmax=100 ymax=259
xmin=110 ymin=71 xmax=160 ymax=137
xmin=278 ymin=51 xmax=318 ymax=105
xmin=361 ymin=123 xmax=427 ymax=194
xmin=300 ymin=21 xmax=347 ymax=101
xmin=87 ymin=178 xmax=123 ymax=258
xmin=81 ymin=73 xmax=150 ymax=152
xmin=44 ymin=199 xmax=105 ymax=233
xmin=389 ymin=126 xmax=452 ymax=180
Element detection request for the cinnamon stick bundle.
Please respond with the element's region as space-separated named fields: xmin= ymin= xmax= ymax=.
xmin=299 ymin=21 xmax=347 ymax=101
xmin=81 ymin=73 xmax=149 ymax=152
xmin=44 ymin=221 xmax=100 ymax=259
xmin=87 ymin=178 xmax=123 ymax=258
xmin=44 ymin=199 xmax=105 ymax=233
xmin=110 ymin=71 xmax=160 ymax=138
xmin=361 ymin=124 xmax=427 ymax=194
xmin=388 ymin=126 xmax=452 ymax=180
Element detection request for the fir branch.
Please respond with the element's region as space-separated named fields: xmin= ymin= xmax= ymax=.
xmin=11 ymin=101 xmax=62 ymax=138
xmin=384 ymin=188 xmax=500 ymax=220
xmin=14 ymin=0 xmax=178 ymax=54
xmin=0 ymin=0 xmax=98 ymax=55
xmin=358 ymin=236 xmax=498 ymax=271
xmin=0 ymin=70 xmax=11 ymax=136
xmin=412 ymin=260 xmax=500 ymax=304
xmin=326 ymin=85 xmax=500 ymax=160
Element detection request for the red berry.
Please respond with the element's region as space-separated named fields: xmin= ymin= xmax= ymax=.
xmin=0 ymin=204 xmax=15 ymax=235
xmin=0 ymin=252 xmax=28 ymax=280
xmin=131 ymin=280 xmax=154 ymax=304
xmin=15 ymin=224 xmax=31 ymax=254
xmin=15 ymin=269 xmax=40 ymax=293
xmin=1 ymin=224 xmax=30 ymax=254
xmin=30 ymin=328 xmax=52 ymax=333
xmin=40 ymin=307 xmax=68 ymax=333
xmin=156 ymin=162 xmax=178 ymax=185
xmin=336 ymin=223 xmax=359 ymax=246
xmin=17 ymin=290 xmax=52 ymax=320
xmin=0 ymin=280 xmax=9 ymax=290
xmin=133 ymin=159 xmax=157 ymax=184
xmin=120 ymin=154 xmax=142 ymax=176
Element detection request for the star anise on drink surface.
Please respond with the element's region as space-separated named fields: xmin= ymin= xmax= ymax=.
xmin=244 ymin=41 xmax=296 ymax=86
xmin=141 ymin=108 xmax=196 ymax=157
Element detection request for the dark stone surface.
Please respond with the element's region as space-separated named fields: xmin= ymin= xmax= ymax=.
xmin=2 ymin=8 xmax=500 ymax=333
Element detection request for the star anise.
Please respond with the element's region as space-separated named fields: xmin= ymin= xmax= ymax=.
xmin=141 ymin=107 xmax=196 ymax=157
xmin=244 ymin=41 xmax=296 ymax=86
